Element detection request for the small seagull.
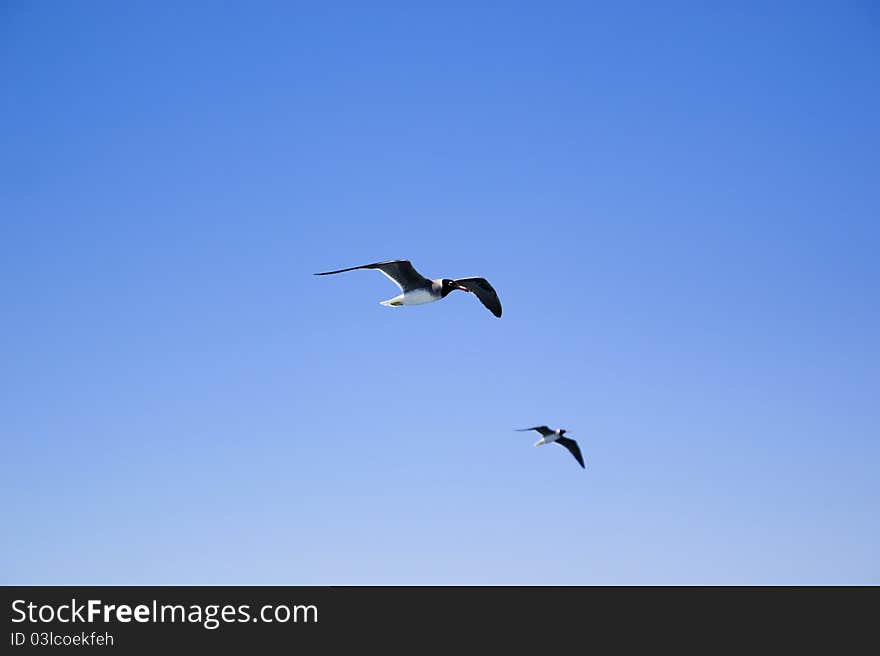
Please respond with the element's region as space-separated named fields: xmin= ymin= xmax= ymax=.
xmin=516 ymin=426 xmax=585 ymax=468
xmin=314 ymin=259 xmax=502 ymax=317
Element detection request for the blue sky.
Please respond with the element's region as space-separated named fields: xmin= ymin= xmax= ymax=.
xmin=2 ymin=1 xmax=878 ymax=584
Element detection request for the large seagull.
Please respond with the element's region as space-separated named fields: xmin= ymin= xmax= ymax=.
xmin=314 ymin=259 xmax=502 ymax=317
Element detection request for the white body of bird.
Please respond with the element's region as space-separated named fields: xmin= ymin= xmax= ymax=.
xmin=534 ymin=431 xmax=561 ymax=447
xmin=380 ymin=287 xmax=440 ymax=307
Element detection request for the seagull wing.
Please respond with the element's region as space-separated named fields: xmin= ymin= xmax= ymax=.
xmin=314 ymin=259 xmax=427 ymax=291
xmin=454 ymin=277 xmax=502 ymax=317
xmin=516 ymin=426 xmax=554 ymax=437
xmin=555 ymin=437 xmax=585 ymax=469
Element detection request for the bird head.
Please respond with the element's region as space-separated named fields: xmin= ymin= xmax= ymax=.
xmin=441 ymin=279 xmax=467 ymax=297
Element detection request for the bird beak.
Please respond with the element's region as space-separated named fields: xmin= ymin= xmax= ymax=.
xmin=457 ymin=285 xmax=469 ymax=292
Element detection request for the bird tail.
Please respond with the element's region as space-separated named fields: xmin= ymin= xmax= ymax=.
xmin=534 ymin=438 xmax=545 ymax=447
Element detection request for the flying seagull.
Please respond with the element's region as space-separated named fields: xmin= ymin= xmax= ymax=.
xmin=313 ymin=259 xmax=502 ymax=317
xmin=516 ymin=426 xmax=585 ymax=468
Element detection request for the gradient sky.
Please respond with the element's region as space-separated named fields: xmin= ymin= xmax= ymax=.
xmin=2 ymin=1 xmax=878 ymax=584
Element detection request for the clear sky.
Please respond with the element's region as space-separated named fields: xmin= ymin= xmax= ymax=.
xmin=2 ymin=1 xmax=878 ymax=584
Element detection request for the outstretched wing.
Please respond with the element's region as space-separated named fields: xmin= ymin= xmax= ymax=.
xmin=516 ymin=426 xmax=554 ymax=437
xmin=555 ymin=437 xmax=585 ymax=469
xmin=314 ymin=259 xmax=427 ymax=291
xmin=454 ymin=277 xmax=502 ymax=317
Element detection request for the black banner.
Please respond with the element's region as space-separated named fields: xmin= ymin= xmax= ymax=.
xmin=1 ymin=586 xmax=874 ymax=651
